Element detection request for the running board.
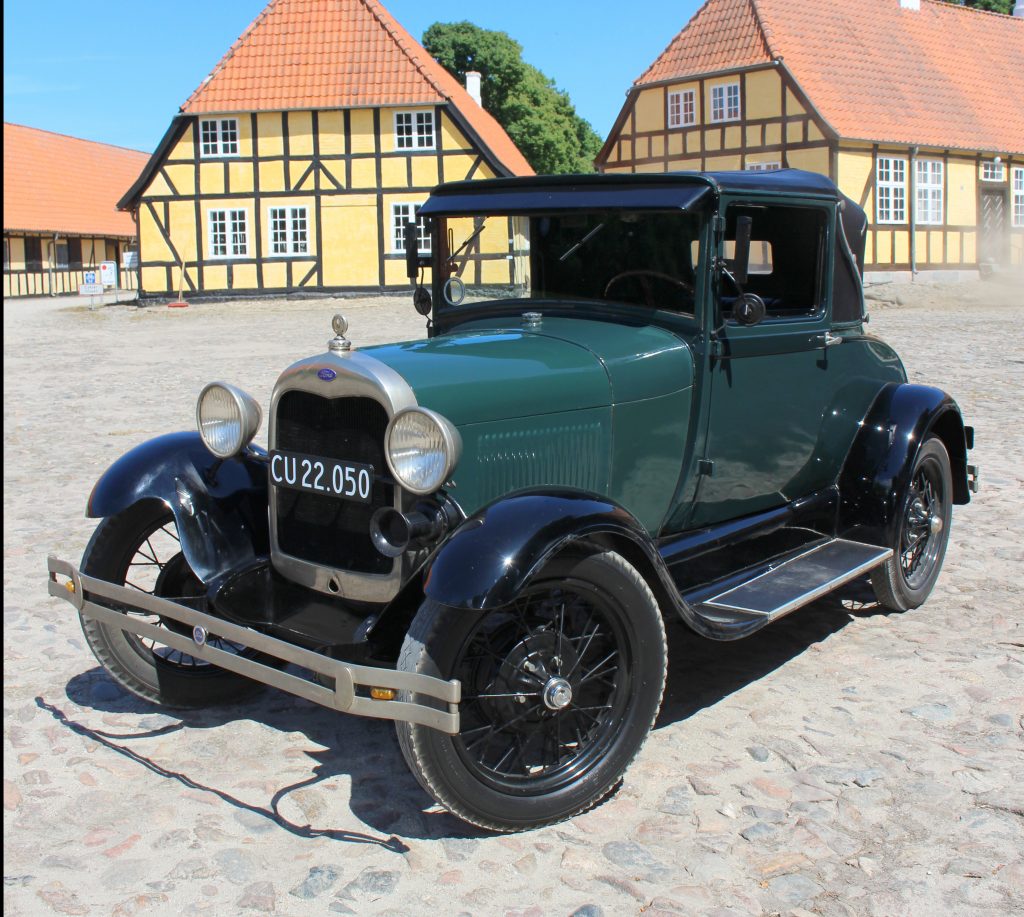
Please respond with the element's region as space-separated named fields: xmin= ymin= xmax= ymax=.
xmin=697 ymin=539 xmax=892 ymax=621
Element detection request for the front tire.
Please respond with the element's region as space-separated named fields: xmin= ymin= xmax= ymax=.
xmin=80 ymin=502 xmax=263 ymax=708
xmin=395 ymin=551 xmax=667 ymax=832
xmin=871 ymin=436 xmax=953 ymax=611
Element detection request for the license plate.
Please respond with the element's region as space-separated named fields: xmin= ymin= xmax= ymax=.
xmin=270 ymin=450 xmax=374 ymax=503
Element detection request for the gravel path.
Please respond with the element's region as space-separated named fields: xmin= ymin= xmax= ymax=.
xmin=4 ymin=280 xmax=1023 ymax=916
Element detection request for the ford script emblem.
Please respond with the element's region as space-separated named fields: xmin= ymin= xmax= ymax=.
xmin=317 ymin=368 xmax=337 ymax=381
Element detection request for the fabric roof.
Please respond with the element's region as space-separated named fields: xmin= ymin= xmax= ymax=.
xmin=635 ymin=0 xmax=1024 ymax=155
xmin=181 ymin=0 xmax=532 ymax=176
xmin=3 ymin=123 xmax=147 ymax=237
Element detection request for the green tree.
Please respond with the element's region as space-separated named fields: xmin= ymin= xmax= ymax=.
xmin=423 ymin=21 xmax=603 ymax=175
xmin=940 ymin=0 xmax=1012 ymax=14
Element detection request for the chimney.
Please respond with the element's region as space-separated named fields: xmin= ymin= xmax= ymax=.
xmin=899 ymin=0 xmax=920 ymax=9
xmin=465 ymin=71 xmax=482 ymax=106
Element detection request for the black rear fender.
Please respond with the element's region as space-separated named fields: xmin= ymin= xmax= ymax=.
xmin=86 ymin=432 xmax=269 ymax=587
xmin=839 ymin=383 xmax=971 ymax=547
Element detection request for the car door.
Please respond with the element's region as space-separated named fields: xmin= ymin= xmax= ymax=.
xmin=687 ymin=199 xmax=844 ymax=528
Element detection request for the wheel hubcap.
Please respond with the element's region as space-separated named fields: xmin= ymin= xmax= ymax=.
xmin=900 ymin=459 xmax=946 ymax=590
xmin=542 ymin=677 xmax=573 ymax=711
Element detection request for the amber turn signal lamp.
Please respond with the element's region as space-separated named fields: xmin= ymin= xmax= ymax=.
xmin=370 ymin=687 xmax=397 ymax=701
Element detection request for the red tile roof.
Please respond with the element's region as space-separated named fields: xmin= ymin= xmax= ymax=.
xmin=636 ymin=0 xmax=1024 ymax=155
xmin=181 ymin=0 xmax=532 ymax=176
xmin=3 ymin=123 xmax=147 ymax=237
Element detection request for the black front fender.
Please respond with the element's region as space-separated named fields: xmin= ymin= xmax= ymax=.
xmin=839 ymin=383 xmax=969 ymax=547
xmin=87 ymin=432 xmax=269 ymax=586
xmin=423 ymin=490 xmax=655 ymax=611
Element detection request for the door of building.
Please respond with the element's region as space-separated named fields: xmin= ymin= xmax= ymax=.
xmin=980 ymin=188 xmax=1008 ymax=266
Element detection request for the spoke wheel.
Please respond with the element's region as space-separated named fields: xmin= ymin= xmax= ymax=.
xmin=395 ymin=551 xmax=667 ymax=832
xmin=80 ymin=502 xmax=264 ymax=708
xmin=871 ymin=437 xmax=953 ymax=611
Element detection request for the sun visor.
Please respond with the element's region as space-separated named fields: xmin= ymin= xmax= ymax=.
xmin=418 ymin=183 xmax=714 ymax=217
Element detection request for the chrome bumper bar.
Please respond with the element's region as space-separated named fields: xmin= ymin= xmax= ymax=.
xmin=47 ymin=556 xmax=460 ymax=734
xmin=967 ymin=463 xmax=980 ymax=494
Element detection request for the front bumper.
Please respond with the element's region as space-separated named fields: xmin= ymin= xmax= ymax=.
xmin=47 ymin=556 xmax=460 ymax=734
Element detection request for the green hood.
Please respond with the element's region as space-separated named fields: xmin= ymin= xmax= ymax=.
xmin=363 ymin=317 xmax=694 ymax=426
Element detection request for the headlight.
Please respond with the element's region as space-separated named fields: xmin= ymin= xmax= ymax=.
xmin=196 ymin=382 xmax=262 ymax=458
xmin=385 ymin=408 xmax=461 ymax=495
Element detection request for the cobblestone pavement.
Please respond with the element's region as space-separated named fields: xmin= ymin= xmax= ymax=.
xmin=4 ymin=281 xmax=1023 ymax=917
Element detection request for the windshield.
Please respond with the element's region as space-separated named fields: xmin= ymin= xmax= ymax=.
xmin=433 ymin=210 xmax=704 ymax=317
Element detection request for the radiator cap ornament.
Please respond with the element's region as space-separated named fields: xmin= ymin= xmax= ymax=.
xmin=329 ymin=313 xmax=352 ymax=352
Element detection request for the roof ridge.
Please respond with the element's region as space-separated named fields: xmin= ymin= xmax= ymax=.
xmin=921 ymin=0 xmax=1022 ymax=19
xmin=361 ymin=0 xmax=451 ymax=101
xmin=181 ymin=0 xmax=282 ymax=112
xmin=3 ymin=121 xmax=148 ymax=155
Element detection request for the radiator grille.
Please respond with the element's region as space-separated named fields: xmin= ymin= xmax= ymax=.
xmin=274 ymin=391 xmax=393 ymax=575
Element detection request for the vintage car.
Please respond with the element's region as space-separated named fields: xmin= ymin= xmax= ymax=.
xmin=49 ymin=170 xmax=978 ymax=832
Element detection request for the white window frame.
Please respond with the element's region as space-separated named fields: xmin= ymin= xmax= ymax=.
xmin=200 ymin=118 xmax=239 ymax=158
xmin=710 ymin=82 xmax=740 ymax=123
xmin=394 ymin=110 xmax=435 ymax=150
xmin=667 ymin=89 xmax=696 ymax=129
xmin=1013 ymin=167 xmax=1024 ymax=228
xmin=915 ymin=159 xmax=944 ymax=226
xmin=268 ymin=206 xmax=309 ymax=256
xmin=981 ymin=162 xmax=1005 ymax=182
xmin=746 ymin=161 xmax=781 ymax=172
xmin=876 ymin=156 xmax=907 ymax=224
xmin=208 ymin=209 xmax=248 ymax=258
xmin=391 ymin=203 xmax=431 ymax=254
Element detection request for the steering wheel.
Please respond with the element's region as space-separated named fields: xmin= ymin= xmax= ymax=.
xmin=604 ymin=270 xmax=694 ymax=306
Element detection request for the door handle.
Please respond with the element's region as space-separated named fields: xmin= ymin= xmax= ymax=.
xmin=814 ymin=332 xmax=843 ymax=348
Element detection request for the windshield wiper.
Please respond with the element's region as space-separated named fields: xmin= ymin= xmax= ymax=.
xmin=448 ymin=220 xmax=488 ymax=265
xmin=558 ymin=223 xmax=605 ymax=262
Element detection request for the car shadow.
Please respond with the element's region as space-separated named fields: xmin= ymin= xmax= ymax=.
xmin=45 ymin=577 xmax=897 ymax=843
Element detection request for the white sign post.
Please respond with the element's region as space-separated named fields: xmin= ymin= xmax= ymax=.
xmin=100 ymin=261 xmax=117 ymax=288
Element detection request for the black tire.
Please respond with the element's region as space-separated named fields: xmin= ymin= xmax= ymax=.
xmin=871 ymin=437 xmax=953 ymax=611
xmin=395 ymin=551 xmax=667 ymax=832
xmin=80 ymin=501 xmax=263 ymax=708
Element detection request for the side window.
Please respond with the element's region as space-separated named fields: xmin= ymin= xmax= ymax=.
xmin=723 ymin=204 xmax=827 ymax=320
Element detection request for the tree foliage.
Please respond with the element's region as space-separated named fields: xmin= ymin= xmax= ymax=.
xmin=939 ymin=0 xmax=1013 ymax=14
xmin=423 ymin=21 xmax=603 ymax=175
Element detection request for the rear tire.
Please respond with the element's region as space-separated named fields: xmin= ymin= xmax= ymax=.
xmin=80 ymin=502 xmax=263 ymax=708
xmin=871 ymin=437 xmax=953 ymax=611
xmin=395 ymin=551 xmax=667 ymax=832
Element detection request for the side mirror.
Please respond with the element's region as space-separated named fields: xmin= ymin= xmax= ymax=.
xmin=405 ymin=220 xmax=420 ymax=281
xmin=733 ymin=292 xmax=766 ymax=326
xmin=732 ymin=214 xmax=753 ymax=287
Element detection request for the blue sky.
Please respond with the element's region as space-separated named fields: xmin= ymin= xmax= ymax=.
xmin=3 ymin=0 xmax=701 ymax=153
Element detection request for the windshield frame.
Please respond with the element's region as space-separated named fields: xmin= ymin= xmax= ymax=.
xmin=427 ymin=205 xmax=711 ymax=336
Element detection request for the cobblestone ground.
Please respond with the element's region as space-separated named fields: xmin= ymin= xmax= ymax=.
xmin=4 ymin=280 xmax=1023 ymax=917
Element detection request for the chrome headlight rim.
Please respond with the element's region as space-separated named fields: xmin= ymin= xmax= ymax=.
xmin=196 ymin=381 xmax=262 ymax=459
xmin=384 ymin=406 xmax=462 ymax=496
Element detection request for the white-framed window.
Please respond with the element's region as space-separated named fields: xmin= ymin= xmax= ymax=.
xmin=391 ymin=203 xmax=431 ymax=253
xmin=208 ymin=209 xmax=248 ymax=257
xmin=915 ymin=159 xmax=944 ymax=225
xmin=200 ymin=118 xmax=239 ymax=157
xmin=981 ymin=161 xmax=1005 ymax=182
xmin=746 ymin=161 xmax=781 ymax=172
xmin=1013 ymin=167 xmax=1024 ymax=228
xmin=667 ymin=89 xmax=696 ymax=128
xmin=876 ymin=156 xmax=907 ymax=224
xmin=710 ymin=83 xmax=740 ymax=123
xmin=395 ymin=111 xmax=435 ymax=150
xmin=269 ymin=207 xmax=309 ymax=255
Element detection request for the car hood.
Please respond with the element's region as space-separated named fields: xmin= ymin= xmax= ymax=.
xmin=362 ymin=317 xmax=694 ymax=426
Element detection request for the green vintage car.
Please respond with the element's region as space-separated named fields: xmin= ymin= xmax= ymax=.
xmin=49 ymin=170 xmax=978 ymax=832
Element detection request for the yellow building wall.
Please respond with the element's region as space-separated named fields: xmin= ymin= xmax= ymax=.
xmin=3 ymin=232 xmax=139 ymax=297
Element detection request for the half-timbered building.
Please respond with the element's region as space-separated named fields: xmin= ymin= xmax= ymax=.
xmin=118 ymin=0 xmax=532 ymax=299
xmin=4 ymin=123 xmax=147 ymax=297
xmin=597 ymin=0 xmax=1024 ymax=277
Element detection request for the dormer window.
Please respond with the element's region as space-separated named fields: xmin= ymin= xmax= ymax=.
xmin=200 ymin=119 xmax=239 ymax=157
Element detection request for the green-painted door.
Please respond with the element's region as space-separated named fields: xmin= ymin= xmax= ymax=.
xmin=689 ymin=200 xmax=840 ymax=527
